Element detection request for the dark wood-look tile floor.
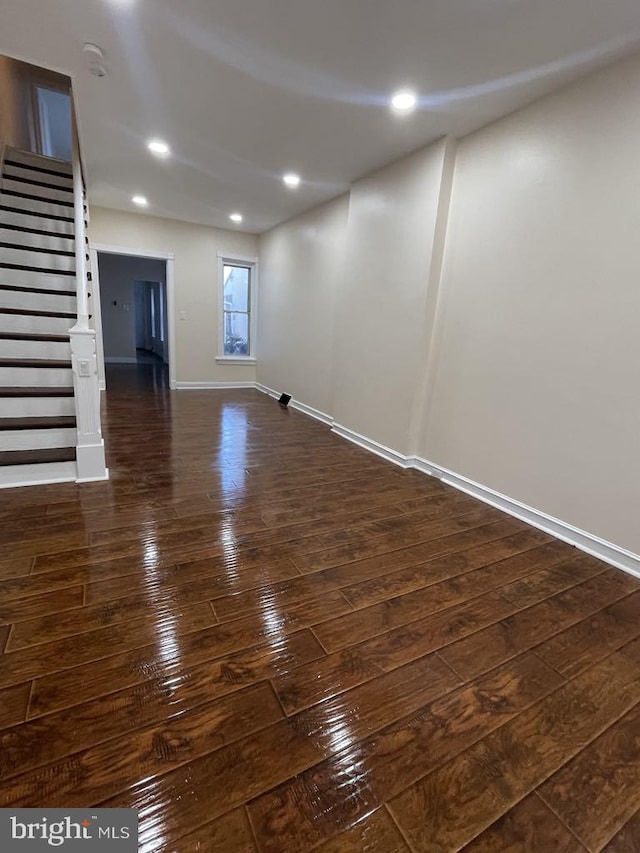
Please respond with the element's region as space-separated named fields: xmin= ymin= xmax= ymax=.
xmin=1 ymin=361 xmax=640 ymax=851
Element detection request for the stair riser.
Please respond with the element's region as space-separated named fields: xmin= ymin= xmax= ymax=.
xmin=0 ymin=460 xmax=76 ymax=488
xmin=0 ymin=193 xmax=75 ymax=219
xmin=0 ymin=209 xmax=74 ymax=236
xmin=0 ymin=339 xmax=71 ymax=359
xmin=0 ymin=428 xmax=77 ymax=452
xmin=0 ymin=247 xmax=75 ymax=273
xmin=0 ymin=267 xmax=77 ymax=293
xmin=4 ymin=164 xmax=74 ymax=190
xmin=0 ymin=288 xmax=76 ymax=313
xmin=5 ymin=148 xmax=72 ymax=172
xmin=2 ymin=178 xmax=74 ymax=205
xmin=0 ymin=315 xmax=73 ymax=335
xmin=0 ymin=367 xmax=73 ymax=387
xmin=1 ymin=397 xmax=75 ymax=417
xmin=0 ymin=227 xmax=75 ymax=253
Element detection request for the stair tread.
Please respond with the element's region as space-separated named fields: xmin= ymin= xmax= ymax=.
xmin=0 ymin=447 xmax=76 ymax=467
xmin=0 ymin=307 xmax=76 ymax=318
xmin=0 ymin=387 xmax=74 ymax=397
xmin=0 ymin=283 xmax=76 ymax=297
xmin=0 ymin=203 xmax=74 ymax=223
xmin=0 ymin=358 xmax=71 ymax=368
xmin=0 ymin=417 xmax=76 ymax=431
xmin=0 ymin=332 xmax=70 ymax=342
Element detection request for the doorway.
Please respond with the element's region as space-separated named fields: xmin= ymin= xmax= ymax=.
xmin=135 ymin=280 xmax=168 ymax=364
xmin=90 ymin=245 xmax=176 ymax=390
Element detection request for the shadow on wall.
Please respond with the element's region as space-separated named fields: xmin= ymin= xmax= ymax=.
xmin=0 ymin=53 xmax=72 ymax=159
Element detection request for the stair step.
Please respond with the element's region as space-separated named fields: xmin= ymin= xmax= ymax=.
xmin=0 ymin=307 xmax=76 ymax=319
xmin=0 ymin=358 xmax=71 ymax=368
xmin=3 ymin=162 xmax=74 ymax=190
xmin=0 ymin=208 xmax=74 ymax=236
xmin=0 ymin=193 xmax=75 ymax=220
xmin=0 ymin=447 xmax=76 ymax=467
xmin=0 ymin=338 xmax=71 ymax=360
xmin=0 ymin=386 xmax=74 ymax=397
xmin=0 ymin=225 xmax=75 ymax=253
xmin=5 ymin=149 xmax=72 ymax=176
xmin=0 ymin=416 xmax=76 ymax=430
xmin=0 ymin=426 xmax=77 ymax=452
xmin=0 ymin=268 xmax=77 ymax=292
xmin=0 ymin=247 xmax=75 ymax=273
xmin=0 ymin=282 xmax=76 ymax=297
xmin=0 ymin=331 xmax=70 ymax=342
xmin=0 ymin=313 xmax=74 ymax=336
xmin=0 ymin=288 xmax=76 ymax=313
xmin=2 ymin=178 xmax=74 ymax=206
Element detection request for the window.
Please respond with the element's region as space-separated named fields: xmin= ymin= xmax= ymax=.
xmin=217 ymin=255 xmax=258 ymax=363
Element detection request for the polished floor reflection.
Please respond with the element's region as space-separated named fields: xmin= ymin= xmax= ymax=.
xmin=1 ymin=364 xmax=640 ymax=851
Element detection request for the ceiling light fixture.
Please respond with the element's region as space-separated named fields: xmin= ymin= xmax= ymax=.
xmin=391 ymin=90 xmax=417 ymax=112
xmin=229 ymin=213 xmax=243 ymax=223
xmin=132 ymin=195 xmax=148 ymax=206
xmin=147 ymin=139 xmax=170 ymax=157
xmin=283 ymin=173 xmax=301 ymax=188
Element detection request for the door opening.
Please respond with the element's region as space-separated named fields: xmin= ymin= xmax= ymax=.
xmin=35 ymin=86 xmax=72 ymax=161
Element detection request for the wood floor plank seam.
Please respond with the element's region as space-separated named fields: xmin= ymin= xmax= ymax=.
xmin=383 ymin=803 xmax=419 ymax=853
xmin=534 ymin=788 xmax=597 ymax=851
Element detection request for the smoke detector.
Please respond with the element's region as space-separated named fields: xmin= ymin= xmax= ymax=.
xmin=83 ymin=43 xmax=105 ymax=60
xmin=90 ymin=65 xmax=108 ymax=78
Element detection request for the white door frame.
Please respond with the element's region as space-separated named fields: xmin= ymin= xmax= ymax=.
xmin=89 ymin=243 xmax=177 ymax=390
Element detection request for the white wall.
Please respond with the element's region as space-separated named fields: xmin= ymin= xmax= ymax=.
xmin=257 ymin=195 xmax=349 ymax=417
xmin=89 ymin=207 xmax=258 ymax=385
xmin=333 ymin=138 xmax=455 ymax=454
xmin=420 ymin=51 xmax=640 ymax=555
xmin=256 ymin=51 xmax=640 ymax=561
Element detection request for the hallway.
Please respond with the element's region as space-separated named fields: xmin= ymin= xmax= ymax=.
xmin=1 ymin=375 xmax=640 ymax=851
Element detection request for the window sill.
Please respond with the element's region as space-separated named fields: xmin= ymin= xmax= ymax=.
xmin=216 ymin=356 xmax=256 ymax=365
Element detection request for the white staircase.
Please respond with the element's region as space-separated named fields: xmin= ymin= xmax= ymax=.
xmin=0 ymin=147 xmax=102 ymax=487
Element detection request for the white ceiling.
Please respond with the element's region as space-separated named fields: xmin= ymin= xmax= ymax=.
xmin=2 ymin=0 xmax=640 ymax=234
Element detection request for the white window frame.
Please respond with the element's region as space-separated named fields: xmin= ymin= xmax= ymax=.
xmin=216 ymin=253 xmax=258 ymax=365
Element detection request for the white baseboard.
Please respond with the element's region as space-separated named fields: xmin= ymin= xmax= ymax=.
xmin=412 ymin=455 xmax=640 ymax=578
xmin=105 ymin=357 xmax=137 ymax=364
xmin=331 ymin=422 xmax=413 ymax=468
xmin=255 ymin=383 xmax=333 ymax=426
xmin=175 ymin=381 xmax=256 ymax=390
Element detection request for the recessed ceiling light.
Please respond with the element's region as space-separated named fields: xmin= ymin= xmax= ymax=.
xmin=132 ymin=195 xmax=148 ymax=206
xmin=229 ymin=212 xmax=243 ymax=223
xmin=283 ymin=173 xmax=301 ymax=188
xmin=391 ymin=91 xmax=417 ymax=112
xmin=147 ymin=139 xmax=170 ymax=157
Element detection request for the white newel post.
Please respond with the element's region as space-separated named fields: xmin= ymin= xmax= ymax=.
xmin=70 ymin=126 xmax=108 ymax=483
